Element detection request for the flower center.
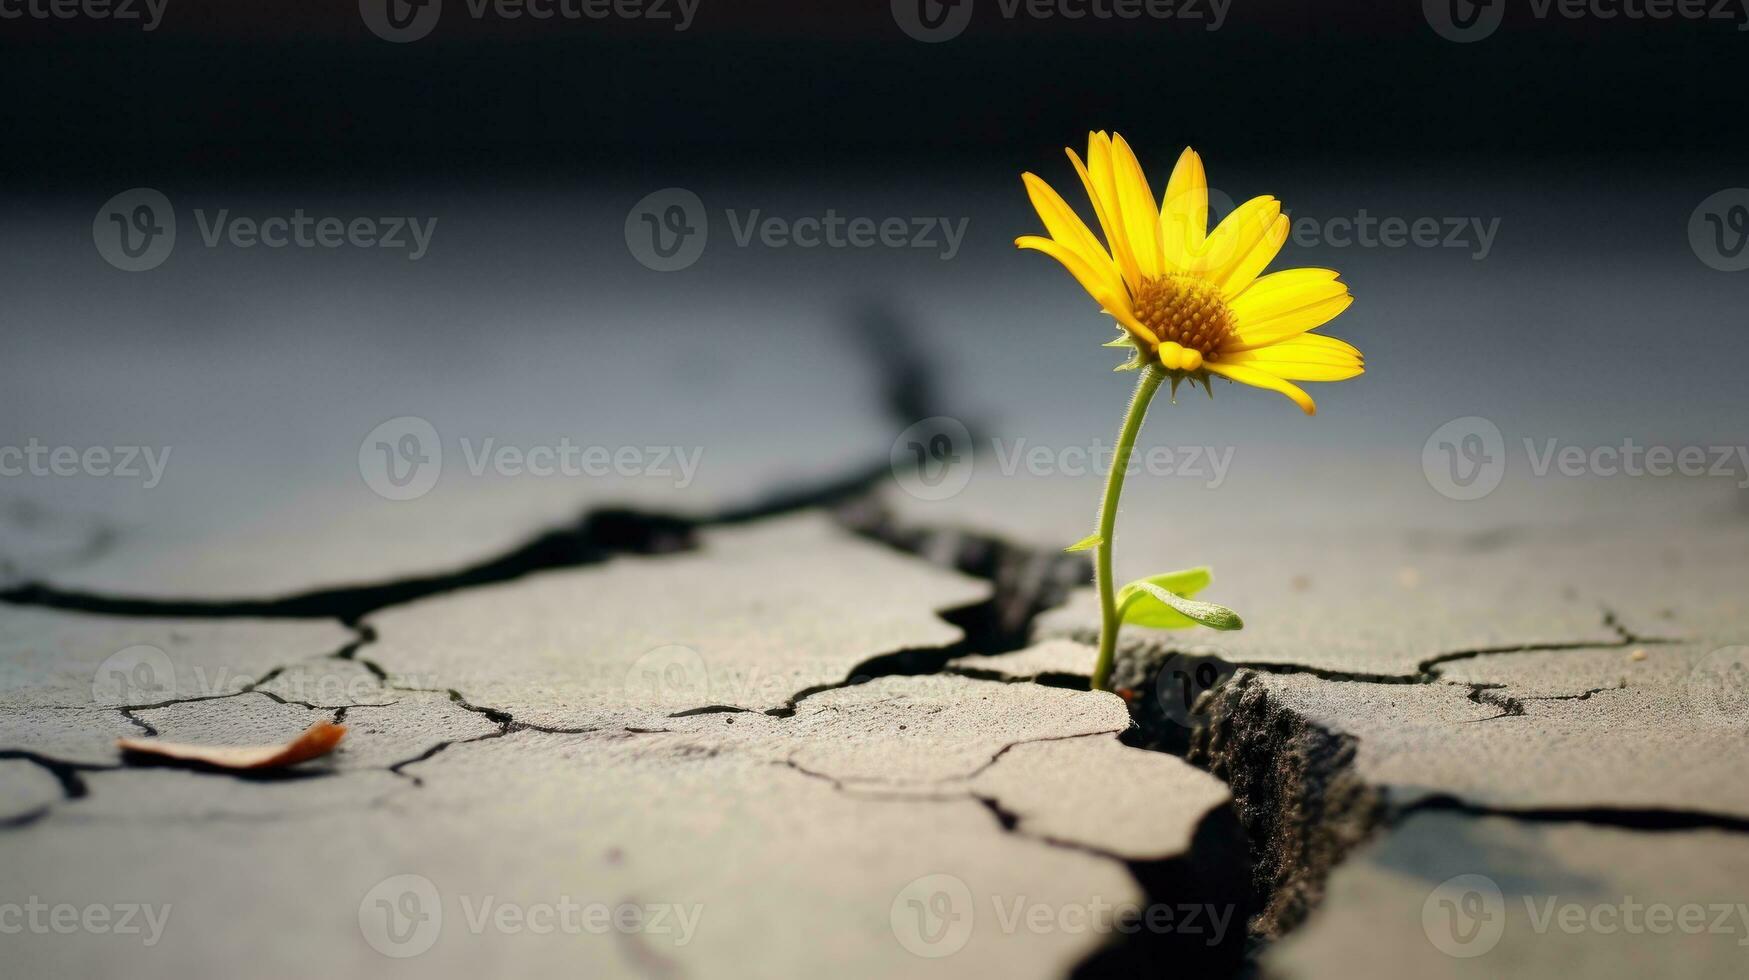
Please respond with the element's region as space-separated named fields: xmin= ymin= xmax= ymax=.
xmin=1132 ymin=274 xmax=1234 ymax=359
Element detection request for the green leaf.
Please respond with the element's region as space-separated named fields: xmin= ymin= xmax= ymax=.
xmin=1114 ymin=568 xmax=1211 ymax=629
xmin=1127 ymin=567 xmax=1213 ymax=598
xmin=1065 ymin=533 xmax=1103 ymax=553
xmin=1116 ymin=569 xmax=1242 ymax=631
xmin=1119 ymin=570 xmax=1203 ymax=623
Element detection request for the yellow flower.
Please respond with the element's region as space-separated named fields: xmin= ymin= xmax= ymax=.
xmin=1017 ymin=132 xmax=1363 ymax=415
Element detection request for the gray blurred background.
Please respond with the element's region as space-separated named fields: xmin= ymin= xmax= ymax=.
xmin=3 ymin=0 xmax=1748 ymax=597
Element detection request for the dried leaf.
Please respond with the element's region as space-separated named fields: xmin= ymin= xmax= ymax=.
xmin=118 ymin=720 xmax=346 ymax=770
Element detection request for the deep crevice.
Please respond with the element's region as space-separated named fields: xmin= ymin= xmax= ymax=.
xmin=757 ymin=527 xmax=1088 ymax=716
xmin=820 ymin=499 xmax=1260 ymax=975
xmin=1097 ymin=603 xmax=1705 ymax=944
xmin=832 ymin=495 xmax=1092 ymax=655
xmin=1176 ymin=672 xmax=1384 ymax=940
xmin=1070 ymin=806 xmax=1257 ymax=980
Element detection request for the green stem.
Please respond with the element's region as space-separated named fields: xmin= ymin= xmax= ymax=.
xmin=1091 ymin=366 xmax=1167 ymax=692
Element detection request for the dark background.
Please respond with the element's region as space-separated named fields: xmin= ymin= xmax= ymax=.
xmin=4 ymin=0 xmax=1745 ymax=181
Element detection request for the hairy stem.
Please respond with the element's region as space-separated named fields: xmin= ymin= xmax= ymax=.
xmin=1092 ymin=366 xmax=1167 ymax=691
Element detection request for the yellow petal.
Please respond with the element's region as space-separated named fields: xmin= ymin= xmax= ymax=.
xmin=1066 ymin=146 xmax=1125 ymax=280
xmin=1158 ymin=147 xmax=1207 ymax=268
xmin=1282 ymin=332 xmax=1364 ymax=359
xmin=1085 ymin=132 xmax=1145 ymax=292
xmin=1102 ymin=305 xmax=1160 ymax=346
xmin=1234 ymin=266 xmax=1340 ymax=295
xmin=1229 ymin=269 xmax=1347 ymax=322
xmin=1016 ymin=235 xmax=1157 ymax=346
xmin=1205 ymin=361 xmax=1318 ymax=415
xmin=1222 ymin=293 xmax=1354 ymax=352
xmin=1109 ymin=133 xmax=1163 ymax=280
xmin=1227 ymin=335 xmax=1364 ymax=367
xmin=1188 ymin=196 xmax=1280 ymax=283
xmin=1016 ymin=235 xmax=1120 ymax=308
xmin=1218 ymin=213 xmax=1289 ymax=297
xmin=1022 ymin=172 xmax=1116 ymax=282
xmin=1223 ymin=360 xmax=1363 ymax=382
xmin=1221 ymin=337 xmax=1364 ymax=381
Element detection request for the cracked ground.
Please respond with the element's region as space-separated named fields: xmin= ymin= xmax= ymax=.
xmin=4 ymin=187 xmax=1749 ymax=978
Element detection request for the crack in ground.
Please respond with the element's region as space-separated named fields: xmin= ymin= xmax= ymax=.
xmin=779 ymin=502 xmax=1262 ymax=976
xmin=1465 ymin=680 xmax=1628 ymax=723
xmin=0 ymin=305 xmax=951 ymax=628
xmin=0 ymin=503 xmax=791 ymax=626
xmin=0 ymin=310 xmax=955 ymax=814
xmin=6 ymin=307 xmax=1701 ymax=976
xmin=0 ymin=750 xmax=116 ymax=829
xmin=993 ymin=601 xmax=1676 ymax=949
xmin=1107 ymin=606 xmax=1723 ymax=943
xmin=773 ymin=742 xmax=1254 ymax=977
xmin=1464 ymin=683 xmax=1522 ymax=722
xmin=1 ymin=496 xmax=1700 ymax=979
xmin=779 ymin=728 xmax=1125 ymax=792
xmin=833 ymin=495 xmax=1092 ymax=655
xmin=376 ymin=697 xmax=611 ymax=789
xmin=1395 ymin=794 xmax=1749 ymax=834
xmin=1002 ymin=572 xmax=1728 ymax=975
xmin=2 ymin=625 xmax=529 ymax=818
xmin=736 ymin=493 xmax=1096 ymax=717
xmin=1072 ymin=602 xmax=1678 ymax=695
xmin=1087 ymin=602 xmax=1674 ymax=733
xmin=1159 ymin=671 xmax=1382 ymax=942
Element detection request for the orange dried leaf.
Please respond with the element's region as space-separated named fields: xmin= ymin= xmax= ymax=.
xmin=117 ymin=720 xmax=346 ymax=770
